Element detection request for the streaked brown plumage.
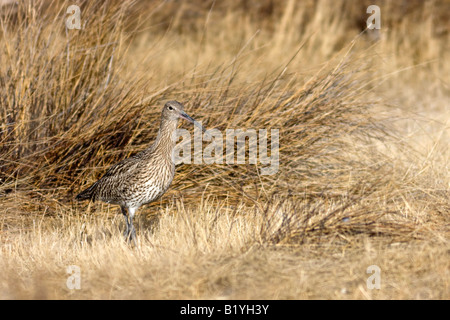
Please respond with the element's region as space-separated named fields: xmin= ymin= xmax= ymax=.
xmin=75 ymin=100 xmax=205 ymax=243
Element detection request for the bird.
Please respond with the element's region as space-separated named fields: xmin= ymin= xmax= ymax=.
xmin=75 ymin=100 xmax=206 ymax=243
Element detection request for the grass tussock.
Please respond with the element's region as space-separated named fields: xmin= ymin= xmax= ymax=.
xmin=0 ymin=0 xmax=448 ymax=299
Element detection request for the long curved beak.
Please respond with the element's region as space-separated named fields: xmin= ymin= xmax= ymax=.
xmin=180 ymin=111 xmax=207 ymax=132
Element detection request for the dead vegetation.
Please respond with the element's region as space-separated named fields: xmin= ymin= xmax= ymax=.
xmin=0 ymin=0 xmax=448 ymax=299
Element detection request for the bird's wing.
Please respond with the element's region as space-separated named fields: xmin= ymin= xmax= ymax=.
xmin=99 ymin=156 xmax=141 ymax=179
xmin=76 ymin=155 xmax=143 ymax=200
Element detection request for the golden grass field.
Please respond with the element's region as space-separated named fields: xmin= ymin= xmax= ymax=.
xmin=0 ymin=0 xmax=448 ymax=299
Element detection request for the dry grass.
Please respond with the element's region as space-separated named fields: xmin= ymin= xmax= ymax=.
xmin=0 ymin=0 xmax=449 ymax=299
xmin=1 ymin=201 xmax=448 ymax=299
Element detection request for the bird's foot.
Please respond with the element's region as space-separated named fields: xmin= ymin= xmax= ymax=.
xmin=123 ymin=224 xmax=137 ymax=246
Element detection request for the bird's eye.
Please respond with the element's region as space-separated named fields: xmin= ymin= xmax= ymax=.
xmin=168 ymin=106 xmax=173 ymax=110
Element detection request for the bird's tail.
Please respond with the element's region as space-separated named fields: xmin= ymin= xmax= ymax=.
xmin=75 ymin=183 xmax=96 ymax=201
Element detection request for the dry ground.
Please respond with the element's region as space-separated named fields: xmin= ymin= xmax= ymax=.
xmin=0 ymin=0 xmax=449 ymax=299
xmin=1 ymin=202 xmax=448 ymax=299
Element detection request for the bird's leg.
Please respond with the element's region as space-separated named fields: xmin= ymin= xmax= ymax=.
xmin=128 ymin=215 xmax=137 ymax=245
xmin=121 ymin=206 xmax=137 ymax=245
xmin=121 ymin=206 xmax=130 ymax=240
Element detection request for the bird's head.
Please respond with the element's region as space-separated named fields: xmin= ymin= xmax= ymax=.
xmin=162 ymin=100 xmax=206 ymax=132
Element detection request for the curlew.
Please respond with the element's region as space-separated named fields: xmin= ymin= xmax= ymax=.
xmin=75 ymin=100 xmax=205 ymax=243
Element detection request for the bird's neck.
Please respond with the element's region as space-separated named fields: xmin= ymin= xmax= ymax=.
xmin=148 ymin=118 xmax=179 ymax=159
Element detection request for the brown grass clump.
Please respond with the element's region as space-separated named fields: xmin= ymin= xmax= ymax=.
xmin=0 ymin=0 xmax=448 ymax=299
xmin=0 ymin=1 xmax=152 ymax=191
